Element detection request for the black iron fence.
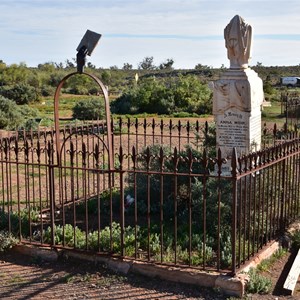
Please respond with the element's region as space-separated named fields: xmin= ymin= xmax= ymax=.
xmin=0 ymin=118 xmax=299 ymax=275
xmin=281 ymin=91 xmax=300 ymax=128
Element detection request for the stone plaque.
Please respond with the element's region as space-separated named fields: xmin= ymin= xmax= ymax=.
xmin=215 ymin=107 xmax=261 ymax=158
xmin=216 ymin=109 xmax=248 ymax=157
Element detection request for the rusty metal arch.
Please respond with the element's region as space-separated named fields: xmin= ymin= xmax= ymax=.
xmin=53 ymin=71 xmax=113 ymax=170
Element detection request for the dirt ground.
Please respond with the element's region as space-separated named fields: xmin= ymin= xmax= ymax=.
xmin=0 ymin=248 xmax=300 ymax=300
xmin=247 ymin=248 xmax=300 ymax=300
xmin=0 ymin=250 xmax=227 ymax=300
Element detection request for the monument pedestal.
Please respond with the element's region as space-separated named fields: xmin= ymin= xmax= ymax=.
xmin=212 ymin=68 xmax=264 ymax=159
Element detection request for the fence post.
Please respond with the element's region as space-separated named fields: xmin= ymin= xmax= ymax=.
xmin=47 ymin=141 xmax=56 ymax=246
xmin=280 ymin=145 xmax=287 ymax=233
xmin=231 ymin=148 xmax=238 ymax=275
xmin=118 ymin=146 xmax=125 ymax=256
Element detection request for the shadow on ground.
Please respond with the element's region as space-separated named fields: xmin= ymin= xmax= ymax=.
xmin=0 ymin=250 xmax=227 ymax=300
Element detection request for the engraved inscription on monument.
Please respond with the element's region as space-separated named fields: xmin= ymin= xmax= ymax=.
xmin=216 ymin=110 xmax=249 ymax=157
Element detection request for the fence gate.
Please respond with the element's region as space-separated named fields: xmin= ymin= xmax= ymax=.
xmin=48 ymin=71 xmax=114 ymax=246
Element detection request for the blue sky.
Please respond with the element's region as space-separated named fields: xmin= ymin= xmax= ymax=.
xmin=1 ymin=0 xmax=300 ymax=68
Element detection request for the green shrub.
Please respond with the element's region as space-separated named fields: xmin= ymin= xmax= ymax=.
xmin=0 ymin=96 xmax=40 ymax=130
xmin=0 ymin=96 xmax=24 ymax=129
xmin=97 ymin=222 xmax=138 ymax=255
xmin=75 ymin=188 xmax=120 ymax=217
xmin=0 ymin=208 xmax=39 ymax=237
xmin=0 ymin=231 xmax=17 ymax=252
xmin=42 ymin=222 xmax=139 ymax=255
xmin=220 ymin=234 xmax=233 ymax=268
xmin=111 ymin=75 xmax=212 ymax=115
xmin=98 ymin=222 xmax=122 ymax=252
xmin=125 ymin=143 xmax=232 ymax=262
xmin=43 ymin=224 xmax=86 ymax=248
xmin=72 ymin=98 xmax=105 ymax=120
xmin=41 ymin=86 xmax=55 ymax=97
xmin=171 ymin=112 xmax=200 ymax=118
xmin=66 ymin=74 xmax=95 ymax=95
xmin=39 ymin=118 xmax=54 ymax=127
xmin=0 ymin=83 xmax=39 ymax=104
xmin=263 ymin=81 xmax=276 ymax=96
xmin=246 ymin=268 xmax=272 ymax=294
xmin=291 ymin=229 xmax=300 ymax=249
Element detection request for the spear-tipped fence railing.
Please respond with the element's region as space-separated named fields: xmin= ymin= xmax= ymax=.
xmin=0 ymin=119 xmax=300 ymax=275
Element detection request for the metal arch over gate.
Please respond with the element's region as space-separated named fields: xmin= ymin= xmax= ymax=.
xmin=53 ymin=71 xmax=114 ymax=171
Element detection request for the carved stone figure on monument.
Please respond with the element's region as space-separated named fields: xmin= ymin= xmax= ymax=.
xmin=212 ymin=80 xmax=251 ymax=113
xmin=224 ymin=15 xmax=252 ymax=69
xmin=234 ymin=80 xmax=251 ymax=110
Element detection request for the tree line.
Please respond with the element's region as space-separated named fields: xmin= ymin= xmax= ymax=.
xmin=0 ymin=58 xmax=299 ymax=129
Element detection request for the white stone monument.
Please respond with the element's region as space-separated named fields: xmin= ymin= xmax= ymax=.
xmin=212 ymin=15 xmax=264 ymax=160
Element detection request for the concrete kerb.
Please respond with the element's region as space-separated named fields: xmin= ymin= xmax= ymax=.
xmin=11 ymin=244 xmax=248 ymax=298
xmin=13 ymin=243 xmax=59 ymax=262
xmin=238 ymin=240 xmax=280 ymax=274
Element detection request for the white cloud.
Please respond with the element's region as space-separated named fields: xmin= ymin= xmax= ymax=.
xmin=1 ymin=0 xmax=300 ymax=67
xmin=253 ymin=39 xmax=300 ymax=66
xmin=95 ymin=37 xmax=226 ymax=69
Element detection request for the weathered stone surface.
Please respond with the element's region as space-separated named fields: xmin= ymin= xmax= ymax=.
xmin=214 ymin=106 xmax=261 ymax=158
xmin=213 ymin=69 xmax=264 ymax=115
xmin=131 ymin=260 xmax=219 ymax=287
xmin=224 ymin=15 xmax=252 ymax=69
xmin=107 ymin=258 xmax=132 ymax=274
xmin=215 ymin=274 xmax=249 ymax=298
xmin=12 ymin=244 xmax=58 ymax=262
xmin=62 ymin=250 xmax=132 ymax=274
xmin=240 ymin=241 xmax=280 ymax=273
xmin=61 ymin=249 xmax=96 ymax=262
